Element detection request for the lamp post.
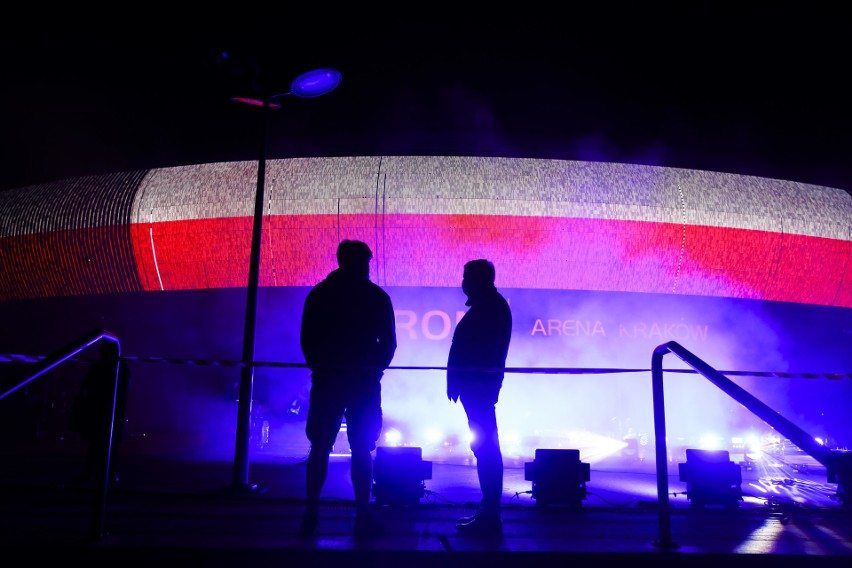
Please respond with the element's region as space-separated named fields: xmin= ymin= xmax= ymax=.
xmin=228 ymin=64 xmax=342 ymax=492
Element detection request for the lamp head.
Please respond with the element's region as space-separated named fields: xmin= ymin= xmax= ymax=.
xmin=227 ymin=67 xmax=342 ymax=106
xmin=289 ymin=68 xmax=342 ymax=98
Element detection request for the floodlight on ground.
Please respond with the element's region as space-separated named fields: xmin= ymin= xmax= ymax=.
xmin=524 ymin=448 xmax=590 ymax=508
xmin=678 ymin=449 xmax=743 ymax=508
xmin=827 ymin=451 xmax=852 ymax=505
xmin=372 ymin=446 xmax=432 ymax=507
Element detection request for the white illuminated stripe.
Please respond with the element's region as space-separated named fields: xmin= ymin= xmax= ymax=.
xmin=149 ymin=219 xmax=164 ymax=291
xmin=132 ymin=157 xmax=850 ymax=240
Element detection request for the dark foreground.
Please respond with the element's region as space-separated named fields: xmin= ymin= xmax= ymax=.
xmin=2 ymin=439 xmax=851 ymax=568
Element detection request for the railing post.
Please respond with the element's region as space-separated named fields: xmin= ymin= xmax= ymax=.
xmin=2 ymin=329 xmax=122 ymax=541
xmin=91 ymin=337 xmax=121 ymax=541
xmin=651 ymin=343 xmax=677 ymax=551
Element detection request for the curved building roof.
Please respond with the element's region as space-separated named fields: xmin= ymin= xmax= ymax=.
xmin=1 ymin=156 xmax=850 ymax=307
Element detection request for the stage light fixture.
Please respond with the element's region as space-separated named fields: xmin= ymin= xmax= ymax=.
xmin=524 ymin=448 xmax=590 ymax=508
xmin=372 ymin=446 xmax=432 ymax=506
xmin=826 ymin=451 xmax=852 ymax=506
xmin=678 ymin=449 xmax=743 ymax=508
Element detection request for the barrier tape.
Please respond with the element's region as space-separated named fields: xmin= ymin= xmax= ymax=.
xmin=1 ymin=353 xmax=849 ymax=380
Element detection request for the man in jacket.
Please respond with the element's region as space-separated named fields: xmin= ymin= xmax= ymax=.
xmin=298 ymin=240 xmax=397 ymax=540
xmin=447 ymin=259 xmax=512 ymax=536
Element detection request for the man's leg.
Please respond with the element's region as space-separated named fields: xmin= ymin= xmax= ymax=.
xmin=469 ymin=400 xmax=503 ymax=514
xmin=349 ymin=447 xmax=384 ymax=539
xmin=346 ymin=382 xmax=382 ymax=515
xmin=350 ymin=448 xmax=373 ymax=515
xmin=300 ymin=386 xmax=341 ymax=537
xmin=346 ymin=383 xmax=385 ymax=539
xmin=457 ymin=393 xmax=503 ymax=535
xmin=299 ymin=445 xmax=329 ymax=537
xmin=477 ymin=436 xmax=504 ymax=514
xmin=305 ymin=446 xmax=330 ymax=508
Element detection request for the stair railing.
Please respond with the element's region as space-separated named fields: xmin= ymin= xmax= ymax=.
xmin=0 ymin=328 xmax=122 ymax=541
xmin=651 ymin=340 xmax=850 ymax=551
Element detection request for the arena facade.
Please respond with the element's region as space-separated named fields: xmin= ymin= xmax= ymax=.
xmin=1 ymin=156 xmax=850 ymax=461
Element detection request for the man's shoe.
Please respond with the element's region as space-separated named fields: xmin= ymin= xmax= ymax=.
xmin=298 ymin=506 xmax=319 ymax=537
xmin=455 ymin=513 xmax=502 ymax=536
xmin=354 ymin=513 xmax=385 ymax=540
xmin=456 ymin=512 xmax=479 ymax=525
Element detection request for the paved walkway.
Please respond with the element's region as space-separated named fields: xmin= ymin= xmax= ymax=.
xmin=2 ymin=443 xmax=851 ymax=567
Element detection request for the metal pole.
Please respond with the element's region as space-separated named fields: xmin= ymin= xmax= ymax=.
xmin=232 ymin=97 xmax=270 ymax=491
xmin=92 ymin=338 xmax=121 ymax=540
xmin=651 ymin=346 xmax=675 ymax=550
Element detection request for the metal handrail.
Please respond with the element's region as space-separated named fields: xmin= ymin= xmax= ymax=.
xmin=650 ymin=340 xmax=848 ymax=551
xmin=0 ymin=328 xmax=121 ymax=541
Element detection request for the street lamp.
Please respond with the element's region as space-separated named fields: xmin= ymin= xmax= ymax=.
xmin=229 ymin=63 xmax=342 ymax=492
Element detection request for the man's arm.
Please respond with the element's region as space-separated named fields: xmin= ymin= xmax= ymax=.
xmin=376 ymin=294 xmax=397 ymax=370
xmin=299 ymin=293 xmax=320 ymax=368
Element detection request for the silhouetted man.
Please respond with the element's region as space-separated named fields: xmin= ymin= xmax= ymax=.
xmin=447 ymin=259 xmax=512 ymax=536
xmin=298 ymin=240 xmax=397 ymax=539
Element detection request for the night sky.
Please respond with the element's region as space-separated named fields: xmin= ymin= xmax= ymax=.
xmin=2 ymin=9 xmax=851 ymax=196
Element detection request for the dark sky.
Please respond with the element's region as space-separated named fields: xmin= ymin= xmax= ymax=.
xmin=2 ymin=10 xmax=851 ymax=196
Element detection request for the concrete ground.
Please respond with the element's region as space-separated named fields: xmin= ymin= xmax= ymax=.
xmin=2 ymin=433 xmax=851 ymax=567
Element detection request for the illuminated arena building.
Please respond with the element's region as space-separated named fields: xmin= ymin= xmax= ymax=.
xmin=1 ymin=155 xmax=850 ymax=463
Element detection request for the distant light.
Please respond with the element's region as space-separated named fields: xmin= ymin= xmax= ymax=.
xmin=290 ymin=68 xmax=342 ymax=98
xmin=698 ymin=433 xmax=723 ymax=450
xmin=424 ymin=429 xmax=443 ymax=444
xmin=745 ymin=435 xmax=761 ymax=452
xmin=504 ymin=431 xmax=521 ymax=445
xmin=384 ymin=428 xmax=402 ymax=445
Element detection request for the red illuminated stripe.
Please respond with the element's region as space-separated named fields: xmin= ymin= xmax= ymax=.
xmin=128 ymin=214 xmax=851 ymax=307
xmin=0 ymin=226 xmax=142 ymax=301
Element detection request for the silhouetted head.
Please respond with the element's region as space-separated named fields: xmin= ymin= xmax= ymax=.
xmin=462 ymin=259 xmax=496 ymax=297
xmin=337 ymin=240 xmax=372 ymax=278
